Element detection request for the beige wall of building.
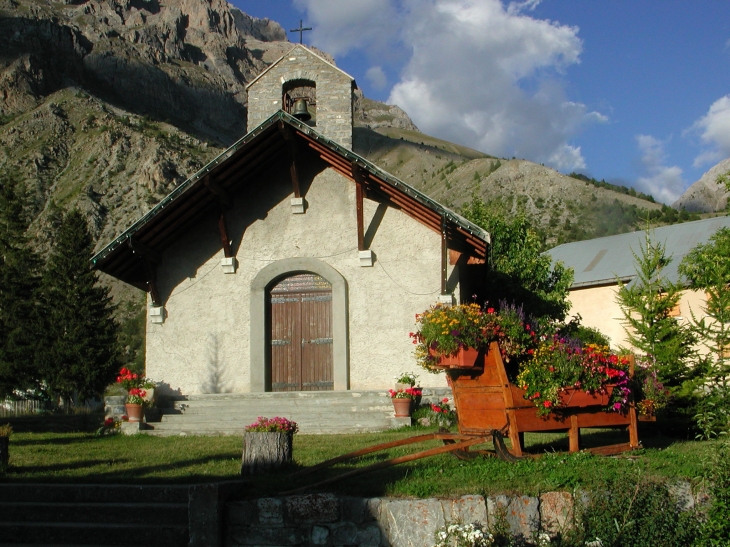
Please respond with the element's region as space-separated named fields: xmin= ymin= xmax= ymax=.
xmin=567 ymin=285 xmax=710 ymax=354
xmin=146 ymin=165 xmax=455 ymax=395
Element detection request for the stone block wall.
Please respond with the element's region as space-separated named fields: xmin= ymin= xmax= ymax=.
xmin=225 ymin=493 xmax=569 ymax=547
xmin=225 ymin=486 xmax=703 ymax=547
xmin=247 ymin=45 xmax=354 ymax=149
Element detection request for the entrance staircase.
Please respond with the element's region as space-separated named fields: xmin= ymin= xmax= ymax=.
xmin=0 ymin=484 xmax=190 ymax=547
xmin=137 ymin=388 xmax=452 ymax=436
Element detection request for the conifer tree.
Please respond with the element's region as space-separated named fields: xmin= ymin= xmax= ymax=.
xmin=38 ymin=210 xmax=119 ymax=405
xmin=616 ymin=232 xmax=695 ymax=389
xmin=0 ymin=173 xmax=43 ymax=397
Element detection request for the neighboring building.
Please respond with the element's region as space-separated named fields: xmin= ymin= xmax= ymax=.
xmin=548 ymin=216 xmax=730 ymax=349
xmin=92 ymin=45 xmax=490 ymax=396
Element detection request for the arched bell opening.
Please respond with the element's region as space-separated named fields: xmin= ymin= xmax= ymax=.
xmin=283 ymin=79 xmax=316 ymax=126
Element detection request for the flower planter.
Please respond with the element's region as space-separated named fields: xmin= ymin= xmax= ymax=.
xmin=241 ymin=431 xmax=293 ymax=475
xmin=430 ymin=347 xmax=483 ymax=369
xmin=391 ymin=398 xmax=413 ymax=417
xmin=558 ymin=387 xmax=613 ymax=408
xmin=124 ymin=403 xmax=144 ymax=423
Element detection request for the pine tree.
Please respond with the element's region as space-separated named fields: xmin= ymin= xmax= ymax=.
xmin=616 ymin=231 xmax=695 ymax=389
xmin=0 ymin=173 xmax=43 ymax=397
xmin=38 ymin=210 xmax=119 ymax=405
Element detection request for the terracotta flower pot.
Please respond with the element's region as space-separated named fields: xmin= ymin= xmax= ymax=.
xmin=558 ymin=386 xmax=613 ymax=408
xmin=391 ymin=398 xmax=412 ymax=417
xmin=430 ymin=347 xmax=483 ymax=368
xmin=125 ymin=403 xmax=144 ymax=423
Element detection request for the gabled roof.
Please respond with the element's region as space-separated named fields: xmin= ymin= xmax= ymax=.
xmin=245 ymin=44 xmax=355 ymax=90
xmin=548 ymin=216 xmax=730 ymax=289
xmin=91 ymin=111 xmax=490 ymax=289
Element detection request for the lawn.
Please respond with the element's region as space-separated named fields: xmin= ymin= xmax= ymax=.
xmin=1 ymin=424 xmax=714 ymax=499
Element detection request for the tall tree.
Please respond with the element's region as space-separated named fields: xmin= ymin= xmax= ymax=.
xmin=680 ymin=228 xmax=730 ymax=375
xmin=38 ymin=210 xmax=119 ymax=405
xmin=460 ymin=196 xmax=573 ymax=322
xmin=0 ymin=173 xmax=43 ymax=397
xmin=616 ymin=231 xmax=695 ymax=389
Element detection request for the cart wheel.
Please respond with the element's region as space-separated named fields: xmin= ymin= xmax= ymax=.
xmin=440 ymin=429 xmax=482 ymax=460
xmin=492 ymin=430 xmax=525 ymax=462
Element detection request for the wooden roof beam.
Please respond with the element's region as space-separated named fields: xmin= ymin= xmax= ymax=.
xmin=203 ymin=175 xmax=232 ymax=208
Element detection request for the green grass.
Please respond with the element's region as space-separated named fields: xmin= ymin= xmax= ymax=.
xmin=1 ymin=425 xmax=714 ymax=499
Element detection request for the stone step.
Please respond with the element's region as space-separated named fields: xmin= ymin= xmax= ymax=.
xmin=0 ymin=484 xmax=190 ymax=504
xmin=142 ymin=417 xmax=411 ymax=436
xmin=0 ymin=501 xmax=187 ymax=525
xmin=162 ymin=401 xmax=393 ymax=421
xmin=132 ymin=389 xmax=451 ymax=436
xmin=0 ymin=522 xmax=189 ymax=547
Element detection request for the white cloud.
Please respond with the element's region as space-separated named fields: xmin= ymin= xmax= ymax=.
xmin=386 ymin=0 xmax=602 ymax=171
xmin=690 ymin=95 xmax=730 ymax=167
xmin=635 ymin=135 xmax=686 ymax=204
xmin=293 ymin=0 xmax=401 ymax=58
xmin=296 ymin=0 xmax=605 ymax=172
xmin=365 ymin=66 xmax=387 ymax=90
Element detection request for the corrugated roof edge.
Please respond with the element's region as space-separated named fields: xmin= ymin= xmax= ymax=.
xmin=91 ymin=111 xmax=489 ymax=266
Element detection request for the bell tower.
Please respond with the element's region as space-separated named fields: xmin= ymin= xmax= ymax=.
xmin=246 ymin=45 xmax=356 ymax=149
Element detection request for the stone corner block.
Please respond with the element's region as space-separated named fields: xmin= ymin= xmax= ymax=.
xmin=221 ymin=256 xmax=237 ymax=274
xmin=149 ymin=305 xmax=165 ymax=324
xmin=291 ymin=196 xmax=306 ymax=214
xmin=358 ymin=249 xmax=374 ymax=267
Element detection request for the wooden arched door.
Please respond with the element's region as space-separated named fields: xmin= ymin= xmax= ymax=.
xmin=269 ymin=273 xmax=333 ymax=391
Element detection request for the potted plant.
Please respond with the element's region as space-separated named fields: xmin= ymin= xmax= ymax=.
xmin=388 ymin=386 xmax=422 ymax=417
xmin=241 ymin=416 xmax=299 ymax=475
xmin=116 ymin=367 xmax=156 ymax=423
xmin=394 ymin=371 xmax=418 ymax=391
xmin=429 ymin=398 xmax=457 ymax=429
xmin=0 ymin=423 xmax=11 ymax=472
xmin=410 ymin=303 xmax=537 ymax=371
xmin=516 ymin=338 xmax=631 ymax=416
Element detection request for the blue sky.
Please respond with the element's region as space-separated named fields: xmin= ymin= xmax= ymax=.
xmin=231 ymin=0 xmax=730 ymax=205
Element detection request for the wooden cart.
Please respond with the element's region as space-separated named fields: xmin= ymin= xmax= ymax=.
xmin=284 ymin=342 xmax=642 ymax=493
xmin=442 ymin=341 xmax=640 ymax=458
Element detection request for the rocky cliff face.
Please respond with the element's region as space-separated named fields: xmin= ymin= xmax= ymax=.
xmin=0 ymin=0 xmax=296 ymax=145
xmin=673 ymin=158 xmax=730 ymax=213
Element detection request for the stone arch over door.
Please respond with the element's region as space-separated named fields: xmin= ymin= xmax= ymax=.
xmin=250 ymin=258 xmax=349 ymax=392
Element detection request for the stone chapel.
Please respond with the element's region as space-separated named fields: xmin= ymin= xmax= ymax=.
xmin=92 ymin=45 xmax=491 ymax=396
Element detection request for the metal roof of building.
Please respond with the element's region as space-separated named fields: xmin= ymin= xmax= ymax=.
xmin=547 ymin=216 xmax=730 ymax=289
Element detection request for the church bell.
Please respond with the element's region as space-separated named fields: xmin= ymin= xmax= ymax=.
xmin=291 ymin=98 xmax=311 ymax=121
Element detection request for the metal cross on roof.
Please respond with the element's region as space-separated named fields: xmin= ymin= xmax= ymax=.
xmin=290 ymin=20 xmax=312 ymax=44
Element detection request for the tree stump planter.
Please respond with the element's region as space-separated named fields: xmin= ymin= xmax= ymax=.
xmin=0 ymin=437 xmax=8 ymax=472
xmin=241 ymin=432 xmax=293 ymax=475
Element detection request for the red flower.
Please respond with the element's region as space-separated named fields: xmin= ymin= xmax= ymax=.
xmin=543 ymin=400 xmax=552 ymax=408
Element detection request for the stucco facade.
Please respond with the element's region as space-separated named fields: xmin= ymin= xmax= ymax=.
xmin=567 ymin=284 xmax=710 ymax=354
xmin=146 ymin=163 xmax=457 ymax=395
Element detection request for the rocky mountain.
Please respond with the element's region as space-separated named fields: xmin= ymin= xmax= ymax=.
xmin=0 ymin=0 xmax=696 ymax=270
xmin=673 ymin=157 xmax=730 ymax=213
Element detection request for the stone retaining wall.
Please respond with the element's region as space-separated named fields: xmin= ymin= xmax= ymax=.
xmin=225 ymin=485 xmax=702 ymax=547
